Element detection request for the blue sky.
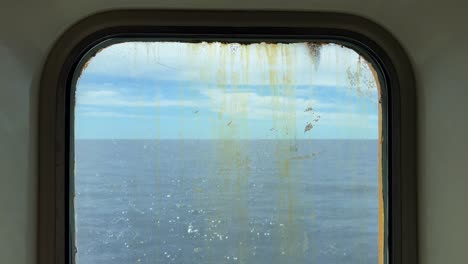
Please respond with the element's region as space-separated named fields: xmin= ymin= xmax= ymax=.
xmin=75 ymin=42 xmax=379 ymax=139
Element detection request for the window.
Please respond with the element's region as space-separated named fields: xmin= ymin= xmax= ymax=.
xmin=39 ymin=11 xmax=417 ymax=264
xmin=74 ymin=41 xmax=382 ymax=264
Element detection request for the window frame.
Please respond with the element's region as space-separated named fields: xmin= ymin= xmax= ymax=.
xmin=38 ymin=10 xmax=417 ymax=264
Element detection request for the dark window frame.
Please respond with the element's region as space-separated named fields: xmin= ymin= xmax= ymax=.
xmin=38 ymin=10 xmax=417 ymax=264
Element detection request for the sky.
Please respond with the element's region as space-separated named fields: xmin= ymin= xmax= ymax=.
xmin=75 ymin=42 xmax=379 ymax=139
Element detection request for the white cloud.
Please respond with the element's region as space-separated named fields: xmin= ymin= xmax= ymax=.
xmin=199 ymin=88 xmax=356 ymax=120
xmin=316 ymin=112 xmax=378 ymax=127
xmin=81 ymin=42 xmax=379 ymax=89
xmin=201 ymin=89 xmax=378 ymax=130
xmin=76 ymin=89 xmax=202 ymax=107
xmin=76 ymin=86 xmax=377 ymax=126
xmin=78 ymin=111 xmax=154 ymax=119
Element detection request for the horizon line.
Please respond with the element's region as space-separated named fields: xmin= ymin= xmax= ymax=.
xmin=75 ymin=138 xmax=378 ymax=140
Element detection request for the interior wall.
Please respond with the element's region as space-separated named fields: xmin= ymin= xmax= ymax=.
xmin=1 ymin=1 xmax=467 ymax=263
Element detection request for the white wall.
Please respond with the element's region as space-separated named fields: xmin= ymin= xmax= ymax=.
xmin=1 ymin=1 xmax=467 ymax=263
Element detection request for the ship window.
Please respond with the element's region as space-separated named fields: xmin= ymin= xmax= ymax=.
xmin=38 ymin=11 xmax=418 ymax=264
xmin=73 ymin=41 xmax=384 ymax=264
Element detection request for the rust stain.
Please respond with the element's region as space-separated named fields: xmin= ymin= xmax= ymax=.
xmin=367 ymin=58 xmax=385 ymax=264
xmin=306 ymin=42 xmax=325 ymax=70
xmin=304 ymin=122 xmax=313 ymax=133
xmin=186 ymin=41 xmax=380 ymax=263
xmin=75 ymin=46 xmax=106 ymax=81
xmin=355 ymin=54 xmax=385 ymax=264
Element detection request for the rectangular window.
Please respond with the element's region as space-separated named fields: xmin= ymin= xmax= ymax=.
xmin=74 ymin=41 xmax=382 ymax=263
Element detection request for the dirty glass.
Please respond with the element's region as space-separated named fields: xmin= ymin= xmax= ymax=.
xmin=74 ymin=41 xmax=383 ymax=264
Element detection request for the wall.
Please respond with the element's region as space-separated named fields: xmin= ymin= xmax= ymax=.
xmin=0 ymin=1 xmax=467 ymax=263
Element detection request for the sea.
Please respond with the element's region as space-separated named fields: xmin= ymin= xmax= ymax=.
xmin=75 ymin=139 xmax=379 ymax=264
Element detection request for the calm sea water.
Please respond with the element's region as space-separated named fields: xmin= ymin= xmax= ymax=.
xmin=75 ymin=139 xmax=378 ymax=264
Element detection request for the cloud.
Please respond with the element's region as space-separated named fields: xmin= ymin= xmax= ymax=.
xmin=76 ymin=86 xmax=377 ymax=126
xmin=76 ymin=89 xmax=202 ymax=107
xmin=199 ymin=88 xmax=354 ymax=120
xmin=81 ymin=42 xmax=379 ymax=89
xmin=316 ymin=112 xmax=378 ymax=127
xmin=78 ymin=111 xmax=154 ymax=119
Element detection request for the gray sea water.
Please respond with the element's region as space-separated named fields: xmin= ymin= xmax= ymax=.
xmin=75 ymin=139 xmax=379 ymax=264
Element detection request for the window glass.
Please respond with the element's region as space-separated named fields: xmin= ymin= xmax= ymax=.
xmin=74 ymin=41 xmax=382 ymax=263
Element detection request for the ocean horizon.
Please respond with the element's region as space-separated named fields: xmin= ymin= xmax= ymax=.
xmin=75 ymin=139 xmax=378 ymax=263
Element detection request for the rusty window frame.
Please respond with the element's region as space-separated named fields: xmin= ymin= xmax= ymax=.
xmin=38 ymin=10 xmax=417 ymax=264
